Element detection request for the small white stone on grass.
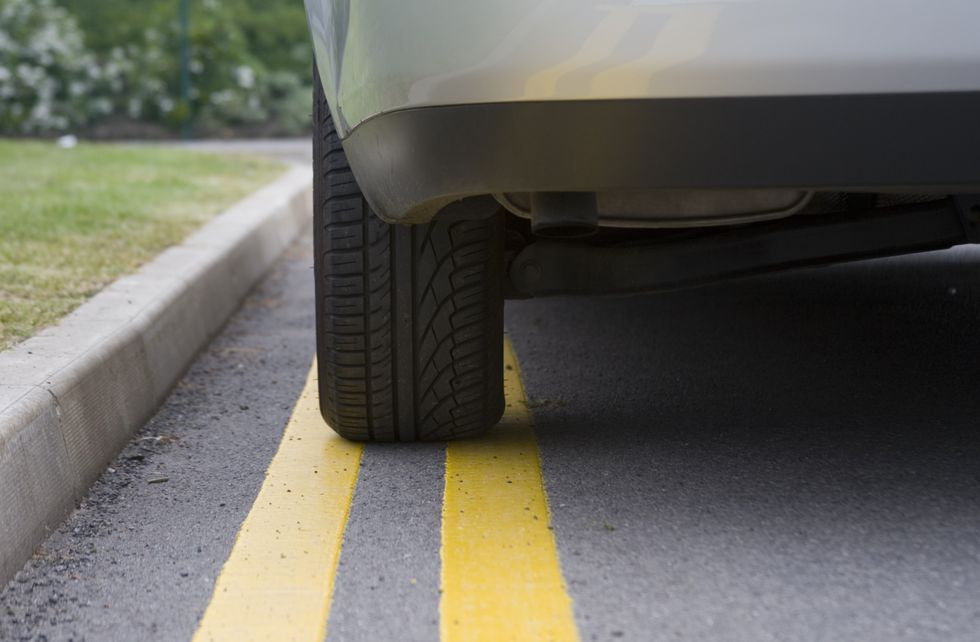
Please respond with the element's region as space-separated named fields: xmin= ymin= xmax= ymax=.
xmin=56 ymin=134 xmax=78 ymax=149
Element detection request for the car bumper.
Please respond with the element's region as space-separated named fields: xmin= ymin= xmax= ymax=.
xmin=343 ymin=92 xmax=980 ymax=223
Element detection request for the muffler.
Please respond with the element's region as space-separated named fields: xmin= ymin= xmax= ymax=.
xmin=529 ymin=192 xmax=598 ymax=238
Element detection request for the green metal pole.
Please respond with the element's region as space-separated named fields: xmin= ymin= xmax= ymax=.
xmin=178 ymin=0 xmax=192 ymax=139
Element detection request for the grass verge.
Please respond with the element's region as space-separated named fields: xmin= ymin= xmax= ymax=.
xmin=0 ymin=141 xmax=285 ymax=350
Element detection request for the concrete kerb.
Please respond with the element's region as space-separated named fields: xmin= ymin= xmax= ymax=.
xmin=0 ymin=165 xmax=313 ymax=585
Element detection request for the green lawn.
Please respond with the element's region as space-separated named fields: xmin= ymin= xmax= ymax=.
xmin=0 ymin=141 xmax=285 ymax=350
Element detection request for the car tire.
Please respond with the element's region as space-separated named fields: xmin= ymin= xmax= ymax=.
xmin=313 ymin=73 xmax=505 ymax=441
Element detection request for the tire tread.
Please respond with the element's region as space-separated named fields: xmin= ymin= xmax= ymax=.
xmin=313 ymin=77 xmax=503 ymax=441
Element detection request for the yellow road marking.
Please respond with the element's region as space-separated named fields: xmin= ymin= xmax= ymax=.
xmin=193 ymin=361 xmax=362 ymax=642
xmin=441 ymin=339 xmax=580 ymax=642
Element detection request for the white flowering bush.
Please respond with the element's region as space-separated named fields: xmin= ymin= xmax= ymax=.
xmin=0 ymin=0 xmax=311 ymax=136
xmin=0 ymin=0 xmax=111 ymax=133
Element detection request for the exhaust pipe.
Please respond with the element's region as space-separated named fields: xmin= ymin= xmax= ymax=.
xmin=530 ymin=192 xmax=599 ymax=238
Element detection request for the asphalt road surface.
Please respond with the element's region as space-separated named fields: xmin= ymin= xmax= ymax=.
xmin=3 ymin=148 xmax=980 ymax=641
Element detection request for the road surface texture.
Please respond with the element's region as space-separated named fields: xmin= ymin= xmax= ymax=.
xmin=2 ymin=143 xmax=980 ymax=641
xmin=4 ymin=235 xmax=980 ymax=641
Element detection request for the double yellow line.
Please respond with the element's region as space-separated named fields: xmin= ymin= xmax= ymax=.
xmin=193 ymin=341 xmax=579 ymax=642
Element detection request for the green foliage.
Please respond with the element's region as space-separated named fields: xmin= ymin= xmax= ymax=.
xmin=56 ymin=0 xmax=310 ymax=79
xmin=220 ymin=0 xmax=312 ymax=79
xmin=0 ymin=0 xmax=312 ymax=136
xmin=52 ymin=0 xmax=171 ymax=54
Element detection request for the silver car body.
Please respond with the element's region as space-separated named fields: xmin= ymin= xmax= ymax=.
xmin=307 ymin=0 xmax=980 ymax=133
xmin=304 ymin=0 xmax=980 ymax=223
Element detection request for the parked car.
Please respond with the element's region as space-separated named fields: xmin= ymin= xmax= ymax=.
xmin=303 ymin=0 xmax=980 ymax=441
